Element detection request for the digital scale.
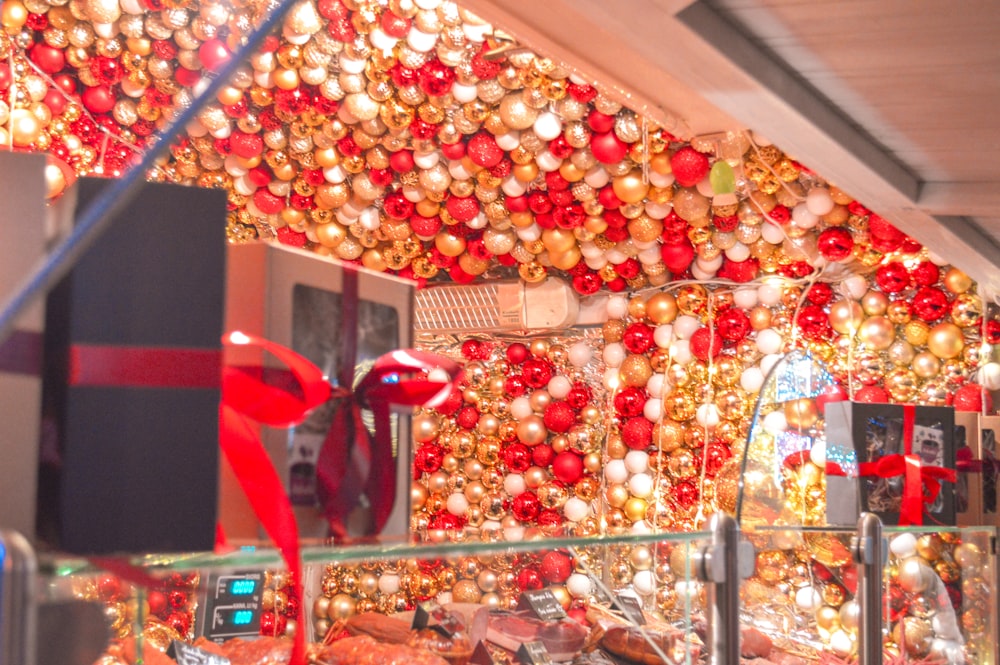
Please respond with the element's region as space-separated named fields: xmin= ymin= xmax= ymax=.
xmin=195 ymin=570 xmax=264 ymax=643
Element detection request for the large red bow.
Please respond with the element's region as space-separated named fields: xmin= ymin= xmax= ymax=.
xmin=856 ymin=453 xmax=957 ymax=526
xmin=220 ymin=331 xmax=332 ymax=665
xmin=315 ymin=349 xmax=461 ymax=539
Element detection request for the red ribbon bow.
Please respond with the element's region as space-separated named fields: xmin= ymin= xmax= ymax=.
xmin=315 ymin=349 xmax=461 ymax=539
xmin=856 ymin=453 xmax=957 ymax=526
xmin=220 ymin=331 xmax=332 ymax=665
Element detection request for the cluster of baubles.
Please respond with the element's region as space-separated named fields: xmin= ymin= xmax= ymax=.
xmin=745 ymin=531 xmax=991 ymax=663
xmin=3 ymin=0 xmax=983 ymax=298
xmin=80 ymin=571 xmax=199 ymax=664
xmin=410 ymin=337 xmax=604 ymax=536
xmin=313 ymin=548 xmax=589 ymax=639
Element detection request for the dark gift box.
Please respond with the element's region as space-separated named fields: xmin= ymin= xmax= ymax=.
xmin=38 ymin=178 xmax=227 ymax=555
xmin=825 ymin=402 xmax=956 ymax=526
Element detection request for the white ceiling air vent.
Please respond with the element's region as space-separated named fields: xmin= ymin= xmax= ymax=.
xmin=414 ymin=277 xmax=606 ymax=333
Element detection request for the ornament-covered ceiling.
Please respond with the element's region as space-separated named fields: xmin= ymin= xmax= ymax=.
xmin=1 ymin=0 xmax=996 ymax=297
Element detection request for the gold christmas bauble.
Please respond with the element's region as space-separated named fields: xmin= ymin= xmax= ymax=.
xmin=926 ymin=322 xmax=964 ymax=359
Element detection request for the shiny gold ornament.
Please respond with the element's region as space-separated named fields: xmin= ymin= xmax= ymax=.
xmin=950 ymin=293 xmax=982 ymax=328
xmin=943 ymin=267 xmax=972 ymax=294
xmin=884 ymin=368 xmax=918 ymax=402
xmin=858 ymin=315 xmax=895 ymax=350
xmin=675 ymin=284 xmax=707 ymax=315
xmin=619 ymin=354 xmax=653 ymax=387
xmin=891 ymin=617 xmax=933 ymax=658
xmin=644 ymin=292 xmax=678 ymax=324
xmin=926 ymin=322 xmax=964 ymax=359
xmin=904 ymin=320 xmax=930 ymax=346
xmin=783 ymin=397 xmax=818 ymax=429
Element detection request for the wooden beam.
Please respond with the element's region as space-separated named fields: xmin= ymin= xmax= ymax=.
xmin=918 ymin=182 xmax=1000 ymax=217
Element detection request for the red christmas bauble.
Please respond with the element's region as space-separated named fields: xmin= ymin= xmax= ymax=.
xmin=671 ymin=480 xmax=699 ymax=509
xmin=590 ymin=131 xmax=629 ymax=164
xmin=409 ymin=214 xmax=441 ymax=238
xmin=389 ymin=150 xmax=414 ymax=172
xmin=613 ymin=386 xmax=647 ymax=418
xmin=532 ymin=444 xmax=555 ymax=468
xmin=456 ymin=405 xmax=480 ymax=429
xmin=253 ymin=188 xmax=284 ymax=215
xmin=689 ymin=327 xmax=722 ymax=361
xmin=817 ymin=227 xmax=854 ymax=261
xmin=622 ymin=416 xmax=653 ymax=450
xmin=806 ymin=282 xmax=834 ymax=306
xmin=522 ymin=358 xmax=554 ymax=388
xmin=587 ymin=109 xmax=616 ymax=134
xmin=795 ymin=304 xmax=833 ymax=342
xmin=461 ymin=339 xmax=490 ymax=360
xmin=952 ymin=383 xmax=992 ymax=412
xmin=146 ymin=590 xmax=168 ymax=617
xmin=81 ymin=85 xmax=115 ymax=114
xmin=717 ymin=256 xmax=759 ymax=283
xmin=517 ymin=567 xmax=544 ymax=591
xmin=29 ymin=43 xmax=65 ymax=74
xmin=703 ymin=441 xmax=732 ymax=477
xmin=446 ymin=195 xmax=479 ymax=223
xmin=229 ymin=130 xmax=263 ymax=158
xmin=815 ymin=384 xmax=848 ymax=414
xmin=854 ymin=385 xmax=889 ymax=403
xmin=622 ymin=322 xmax=655 ymax=354
xmin=540 ymin=551 xmax=573 ymax=583
xmin=910 ymin=260 xmax=940 ymax=287
xmin=467 ymin=132 xmax=503 ymax=168
xmin=912 ymin=286 xmax=949 ymax=322
xmin=543 ymin=401 xmax=577 ymax=433
xmin=670 ymin=146 xmax=710 ymax=187
xmin=504 ymin=375 xmax=527 ymax=397
xmin=506 ymin=343 xmax=528 ymax=365
xmin=511 ymin=492 xmax=541 ymax=522
xmin=502 ymin=443 xmax=532 ymax=473
xmin=716 ymin=308 xmax=751 ymax=343
xmin=198 ymin=38 xmax=231 ymax=72
xmin=874 ymin=262 xmax=910 ymax=294
xmin=551 ymin=451 xmax=584 ymax=484
xmin=660 ymin=239 xmax=695 ymax=273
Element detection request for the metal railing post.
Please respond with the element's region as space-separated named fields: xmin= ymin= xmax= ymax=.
xmin=695 ymin=512 xmax=753 ymax=665
xmin=851 ymin=512 xmax=884 ymax=665
xmin=0 ymin=530 xmax=37 ymax=665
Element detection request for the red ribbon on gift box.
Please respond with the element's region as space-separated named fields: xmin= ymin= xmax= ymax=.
xmin=312 ymin=265 xmax=462 ymax=540
xmin=826 ymin=405 xmax=957 ymax=526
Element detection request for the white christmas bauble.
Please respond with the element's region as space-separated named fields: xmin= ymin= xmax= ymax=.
xmin=504 ymin=473 xmax=527 ymax=496
xmin=628 ymin=473 xmax=654 ymax=498
xmin=646 ymin=374 xmax=665 ymax=397
xmin=653 ymin=324 xmax=674 ymax=349
xmin=603 ymin=342 xmax=626 ymax=367
xmin=643 ymin=398 xmax=662 ymax=422
xmin=607 ymin=295 xmax=629 ymax=319
xmin=794 ymin=586 xmax=822 ymax=611
xmin=566 ymin=573 xmax=593 ymax=598
xmin=563 ymin=497 xmax=590 ymax=522
xmin=762 ymin=410 xmax=787 ymax=434
xmin=696 ymin=403 xmax=721 ymax=428
xmin=624 ymin=450 xmax=649 ymax=474
xmin=805 ymin=187 xmax=835 ymax=216
xmin=632 ymin=570 xmax=655 ymax=595
xmin=446 ymin=493 xmax=469 ymax=516
xmin=740 ymin=367 xmax=765 ymax=392
xmin=510 ymin=397 xmax=533 ymax=420
xmin=605 ymin=459 xmax=629 ymax=484
xmin=548 ymin=375 xmax=571 ymax=399
xmin=889 ymin=533 xmax=918 ymax=559
xmin=733 ymin=287 xmax=758 ymax=309
xmin=673 ymin=315 xmax=701 ymax=339
xmin=568 ymin=341 xmax=593 ymax=368
xmin=756 ymin=328 xmax=784 ymax=355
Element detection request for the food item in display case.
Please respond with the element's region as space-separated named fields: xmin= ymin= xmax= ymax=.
xmin=407 ymin=627 xmax=474 ymax=665
xmin=485 ymin=611 xmax=589 ymax=661
xmin=321 ymin=635 xmax=451 ymax=665
xmin=596 ymin=622 xmax=697 ymax=665
xmin=345 ymin=612 xmax=413 ymax=644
